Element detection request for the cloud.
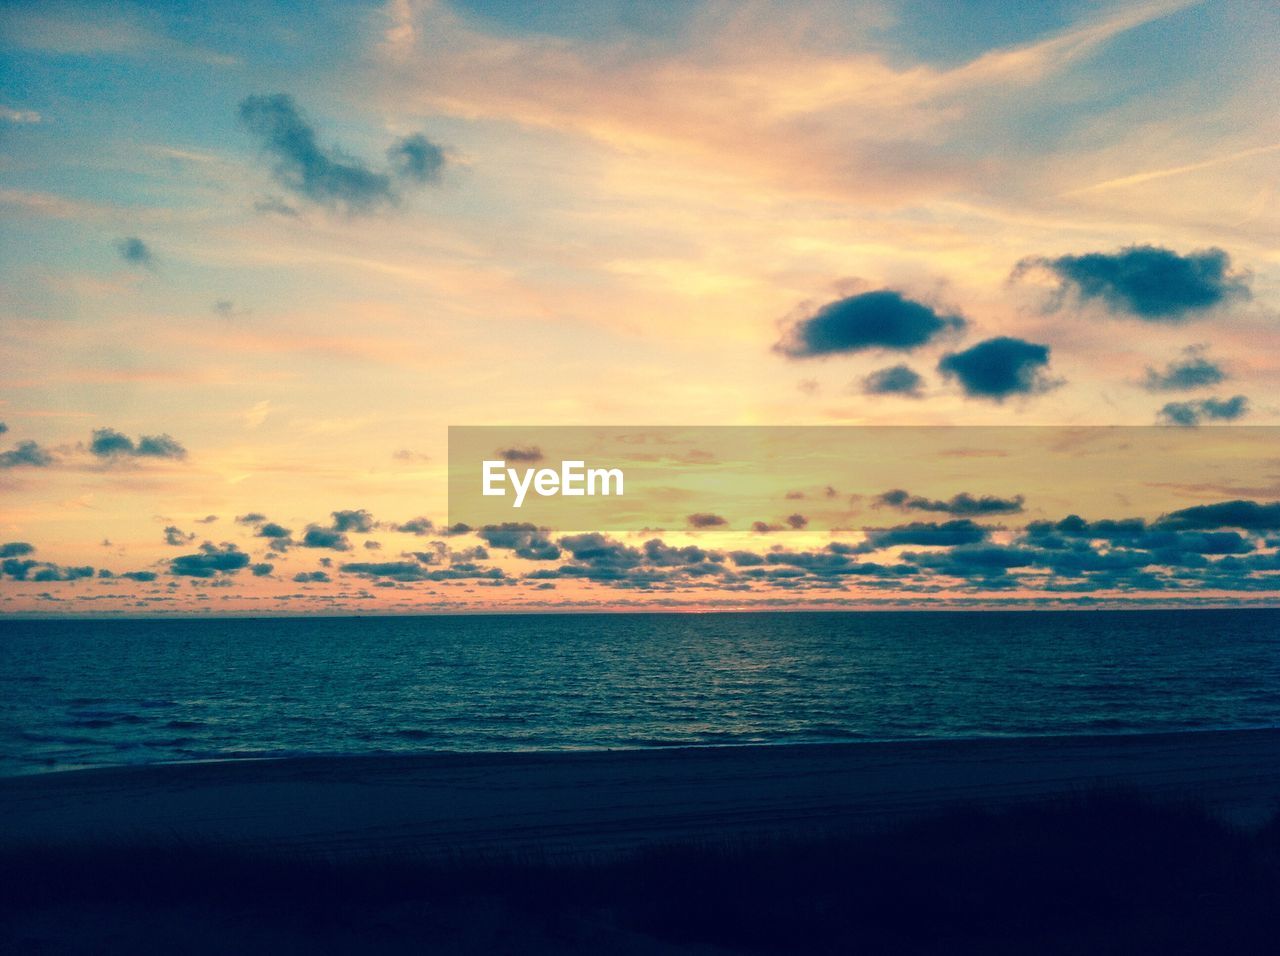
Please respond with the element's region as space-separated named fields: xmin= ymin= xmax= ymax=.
xmin=255 ymin=523 xmax=293 ymax=551
xmin=496 ymin=445 xmax=543 ymax=463
xmin=89 ymin=428 xmax=187 ymax=460
xmin=393 ymin=517 xmax=435 ymax=535
xmin=1143 ymin=347 xmax=1226 ymax=391
xmin=642 ymin=540 xmax=722 ymax=567
xmin=861 ymin=519 xmax=990 ymax=550
xmin=861 ymin=364 xmax=924 ymax=397
xmin=1015 ymin=246 xmax=1251 ymax=321
xmin=556 ymin=533 xmax=643 ymax=573
xmin=163 ymin=526 xmax=195 ymax=546
xmin=238 ymin=96 xmax=443 ymax=213
xmin=687 ymin=512 xmax=728 ymax=528
xmin=236 ymin=513 xmax=267 ymax=525
xmin=169 ymin=542 xmax=250 ymax=578
xmin=776 ymin=290 xmax=965 ymax=358
xmin=387 ymin=133 xmax=446 ymax=184
xmin=1156 ymin=500 xmax=1280 ymax=532
xmin=0 ymin=440 xmax=55 ymax=468
xmin=1157 ymin=395 xmax=1248 ymax=427
xmin=293 ymin=571 xmax=330 ymax=583
xmin=876 ymin=489 xmax=1025 ymax=516
xmin=1 ymin=558 xmax=98 ymax=583
xmin=477 ymin=523 xmax=561 ymax=560
xmin=121 ymin=571 xmax=157 ymax=582
xmin=0 ymin=422 xmax=6 ymax=434
xmin=238 ymin=94 xmax=395 ymax=212
xmin=301 ymin=526 xmax=352 ymax=551
xmin=374 ymin=0 xmax=1187 ymax=209
xmin=250 ymin=563 xmax=274 ymax=577
xmin=937 ymin=337 xmax=1055 ymax=401
xmin=0 ymin=542 xmax=34 ymax=558
xmin=331 ymin=509 xmax=375 ymax=533
xmin=338 ymin=560 xmax=432 ymax=582
xmin=115 ymin=236 xmax=153 ymax=268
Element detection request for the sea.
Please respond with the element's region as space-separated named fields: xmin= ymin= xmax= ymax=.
xmin=1 ymin=609 xmax=1277 ymax=776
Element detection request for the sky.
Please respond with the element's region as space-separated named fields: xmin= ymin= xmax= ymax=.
xmin=1 ymin=0 xmax=1278 ymax=614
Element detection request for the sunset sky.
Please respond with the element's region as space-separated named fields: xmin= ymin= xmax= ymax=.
xmin=2 ymin=0 xmax=1278 ymax=614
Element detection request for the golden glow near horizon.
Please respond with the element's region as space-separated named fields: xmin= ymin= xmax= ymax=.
xmin=1 ymin=0 xmax=1279 ymax=614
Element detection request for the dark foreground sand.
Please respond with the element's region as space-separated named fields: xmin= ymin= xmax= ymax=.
xmin=2 ymin=729 xmax=1278 ymax=860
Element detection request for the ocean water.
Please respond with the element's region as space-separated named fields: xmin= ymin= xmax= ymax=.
xmin=1 ymin=609 xmax=1277 ymax=777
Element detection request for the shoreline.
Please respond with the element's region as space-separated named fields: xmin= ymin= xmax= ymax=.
xmin=3 ymin=728 xmax=1277 ymax=861
xmin=8 ymin=719 xmax=1280 ymax=781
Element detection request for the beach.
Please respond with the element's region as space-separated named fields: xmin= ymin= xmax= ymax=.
xmin=3 ymin=729 xmax=1278 ymax=860
xmin=4 ymin=729 xmax=1280 ymax=953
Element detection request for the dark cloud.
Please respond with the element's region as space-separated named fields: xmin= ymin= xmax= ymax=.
xmin=293 ymin=571 xmax=330 ymax=583
xmin=258 ymin=522 xmax=291 ymax=539
xmin=169 ymin=543 xmax=250 ymax=578
xmin=903 ymin=544 xmax=1036 ymax=576
xmin=937 ymin=337 xmax=1055 ymax=401
xmin=0 ymin=440 xmax=54 ymax=468
xmin=786 ymin=513 xmax=808 ymax=529
xmin=876 ymin=489 xmax=1025 ymax=516
xmin=1157 ymin=395 xmax=1248 ymax=427
xmin=861 ymin=519 xmax=990 ymax=550
xmin=496 ymin=445 xmax=543 ymax=463
xmin=195 ymin=515 xmax=219 ymax=524
xmin=1 ymin=542 xmax=34 ymax=558
xmin=116 ymin=236 xmax=153 ymax=268
xmin=122 ymin=571 xmax=157 ymax=582
xmin=236 ymin=513 xmax=267 ymax=525
xmin=776 ymin=290 xmax=965 ymax=358
xmin=331 ymin=509 xmax=375 ymax=533
xmin=388 ymin=133 xmax=446 ymax=184
xmin=556 ymin=533 xmax=643 ymax=574
xmin=642 ymin=540 xmax=722 ymax=567
xmin=1 ymin=558 xmax=37 ymax=580
xmin=0 ymin=422 xmax=6 ymax=434
xmin=687 ymin=512 xmax=728 ymax=528
xmin=338 ymin=560 xmax=429 ymax=582
xmin=1024 ymin=515 xmax=1147 ymax=545
xmin=89 ymin=428 xmax=187 ymax=460
xmin=393 ymin=517 xmax=435 ymax=535
xmin=1143 ymin=347 xmax=1226 ymax=392
xmin=1015 ymin=245 xmax=1250 ymax=320
xmin=301 ymin=526 xmax=352 ymax=551
xmin=28 ymin=564 xmax=95 ymax=583
xmin=238 ymin=94 xmax=396 ymax=212
xmin=163 ymin=526 xmax=195 ymax=546
xmin=89 ymin=428 xmax=133 ymax=457
xmin=250 ymin=563 xmax=274 ymax=577
xmin=1156 ymin=500 xmax=1280 ymax=532
xmin=477 ymin=523 xmax=561 ymax=560
xmin=862 ymin=364 xmax=924 ymax=397
xmin=338 ymin=560 xmax=504 ymax=583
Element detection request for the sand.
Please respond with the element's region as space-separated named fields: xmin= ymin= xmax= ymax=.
xmin=1 ymin=729 xmax=1277 ymax=860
